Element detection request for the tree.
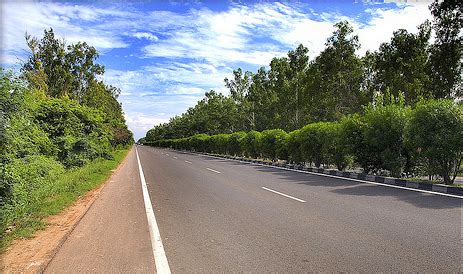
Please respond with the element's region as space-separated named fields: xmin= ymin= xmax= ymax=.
xmin=306 ymin=21 xmax=364 ymax=121
xmin=22 ymin=28 xmax=104 ymax=102
xmin=248 ymin=67 xmax=278 ymax=131
xmin=373 ymin=22 xmax=432 ymax=105
xmin=224 ymin=68 xmax=253 ymax=131
xmin=428 ymin=0 xmax=462 ymax=99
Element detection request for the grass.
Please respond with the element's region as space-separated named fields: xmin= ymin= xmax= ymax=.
xmin=0 ymin=148 xmax=130 ymax=252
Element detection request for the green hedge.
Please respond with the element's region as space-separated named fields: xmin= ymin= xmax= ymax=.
xmin=146 ymin=100 xmax=463 ymax=184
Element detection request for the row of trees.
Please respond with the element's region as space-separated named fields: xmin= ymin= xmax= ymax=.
xmin=147 ymin=99 xmax=463 ymax=185
xmin=1 ymin=29 xmax=133 ymax=206
xmin=145 ymin=1 xmax=461 ymax=140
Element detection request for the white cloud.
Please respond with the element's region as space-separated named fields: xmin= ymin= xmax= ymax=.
xmin=124 ymin=112 xmax=169 ymax=140
xmin=355 ymin=4 xmax=432 ymax=55
xmin=133 ymin=32 xmax=159 ymax=41
xmin=1 ymin=2 xmax=132 ymax=65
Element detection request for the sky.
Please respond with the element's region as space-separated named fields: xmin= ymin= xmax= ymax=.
xmin=1 ymin=0 xmax=433 ymax=140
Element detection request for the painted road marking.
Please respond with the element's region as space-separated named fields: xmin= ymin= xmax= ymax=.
xmin=185 ymin=160 xmax=192 ymax=164
xmin=165 ymin=154 xmax=169 ymax=156
xmin=173 ymin=156 xmax=177 ymax=159
xmin=206 ymin=168 xmax=221 ymax=174
xmin=135 ymin=147 xmax=171 ymax=274
xmin=261 ymin=187 xmax=306 ymax=203
xmin=194 ymin=153 xmax=462 ymax=199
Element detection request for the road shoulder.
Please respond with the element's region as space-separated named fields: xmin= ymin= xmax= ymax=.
xmin=1 ymin=148 xmax=133 ymax=273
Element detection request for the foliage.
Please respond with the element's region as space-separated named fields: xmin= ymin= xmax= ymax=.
xmin=240 ymin=131 xmax=262 ymax=158
xmin=428 ymin=0 xmax=462 ymax=99
xmin=406 ymin=100 xmax=463 ymax=184
xmin=0 ymin=28 xmax=133 ymax=248
xmin=0 ymin=149 xmax=129 ymax=251
xmin=373 ymin=22 xmax=432 ymax=105
xmin=227 ymin=131 xmax=246 ymax=156
xmin=362 ymin=104 xmax=410 ymax=176
xmin=258 ymin=129 xmax=288 ymax=160
xmin=35 ymin=98 xmax=112 ymax=167
xmin=299 ymin=122 xmax=334 ymax=168
xmin=340 ymin=104 xmax=410 ymax=176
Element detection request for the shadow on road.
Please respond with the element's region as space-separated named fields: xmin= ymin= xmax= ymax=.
xmin=199 ymin=156 xmax=461 ymax=209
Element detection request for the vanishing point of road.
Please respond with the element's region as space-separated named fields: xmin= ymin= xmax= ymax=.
xmin=46 ymin=145 xmax=462 ymax=272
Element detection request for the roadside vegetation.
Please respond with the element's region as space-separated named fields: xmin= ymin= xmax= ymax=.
xmin=0 ymin=30 xmax=133 ymax=250
xmin=143 ymin=1 xmax=462 ymax=185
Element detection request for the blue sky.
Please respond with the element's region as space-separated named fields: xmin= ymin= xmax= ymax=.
xmin=1 ymin=0 xmax=433 ymax=140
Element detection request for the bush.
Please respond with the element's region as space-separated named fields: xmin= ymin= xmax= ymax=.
xmin=190 ymin=134 xmax=209 ymax=152
xmin=286 ymin=130 xmax=303 ymax=164
xmin=240 ymin=131 xmax=262 ymax=158
xmin=35 ymin=98 xmax=112 ymax=167
xmin=1 ymin=155 xmax=64 ymax=231
xmin=258 ymin=129 xmax=287 ymax=160
xmin=227 ymin=132 xmax=246 ymax=156
xmin=210 ymin=134 xmax=229 ymax=154
xmin=325 ymin=123 xmax=351 ymax=171
xmin=340 ymin=104 xmax=409 ymax=176
xmin=407 ymin=100 xmax=463 ymax=184
xmin=299 ymin=122 xmax=334 ymax=168
xmin=362 ymin=105 xmax=410 ymax=176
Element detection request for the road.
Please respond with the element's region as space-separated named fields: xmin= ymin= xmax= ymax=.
xmin=47 ymin=145 xmax=462 ymax=272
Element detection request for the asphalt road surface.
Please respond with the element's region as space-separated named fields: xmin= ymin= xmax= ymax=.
xmin=47 ymin=146 xmax=462 ymax=272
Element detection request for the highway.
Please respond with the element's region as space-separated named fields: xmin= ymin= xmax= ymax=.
xmin=47 ymin=146 xmax=462 ymax=272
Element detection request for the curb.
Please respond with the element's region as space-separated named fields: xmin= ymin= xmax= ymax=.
xmin=173 ymin=149 xmax=463 ymax=198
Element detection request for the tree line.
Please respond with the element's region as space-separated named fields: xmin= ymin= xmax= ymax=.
xmin=143 ymin=1 xmax=462 ymax=184
xmin=144 ymin=1 xmax=461 ymax=140
xmin=147 ymin=99 xmax=462 ymax=185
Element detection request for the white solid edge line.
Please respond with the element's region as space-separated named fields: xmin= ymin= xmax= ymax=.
xmin=135 ymin=147 xmax=171 ymax=274
xmin=185 ymin=160 xmax=192 ymax=164
xmin=186 ymin=152 xmax=462 ymax=199
xmin=206 ymin=167 xmax=221 ymax=174
xmin=261 ymin=187 xmax=306 ymax=203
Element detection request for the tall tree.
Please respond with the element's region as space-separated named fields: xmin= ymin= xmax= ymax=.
xmin=306 ymin=21 xmax=364 ymax=121
xmin=247 ymin=67 xmax=278 ymax=131
xmin=22 ymin=28 xmax=104 ymax=102
xmin=374 ymin=21 xmax=432 ymax=105
xmin=428 ymin=0 xmax=462 ymax=99
xmin=287 ymin=44 xmax=309 ymax=129
xmin=224 ymin=68 xmax=253 ymax=131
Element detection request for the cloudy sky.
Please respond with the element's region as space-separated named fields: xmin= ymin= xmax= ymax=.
xmin=1 ymin=0 xmax=433 ymax=140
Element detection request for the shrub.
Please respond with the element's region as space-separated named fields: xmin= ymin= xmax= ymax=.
xmin=258 ymin=129 xmax=287 ymax=160
xmin=340 ymin=104 xmax=409 ymax=176
xmin=210 ymin=134 xmax=229 ymax=154
xmin=407 ymin=100 xmax=463 ymax=184
xmin=299 ymin=122 xmax=334 ymax=168
xmin=35 ymin=98 xmax=112 ymax=167
xmin=362 ymin=104 xmax=410 ymax=176
xmin=240 ymin=131 xmax=262 ymax=158
xmin=286 ymin=130 xmax=303 ymax=164
xmin=1 ymin=155 xmax=64 ymax=228
xmin=227 ymin=132 xmax=246 ymax=156
xmin=190 ymin=134 xmax=209 ymax=152
xmin=325 ymin=123 xmax=351 ymax=171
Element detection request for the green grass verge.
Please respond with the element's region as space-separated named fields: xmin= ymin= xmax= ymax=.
xmin=0 ymin=148 xmax=130 ymax=252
